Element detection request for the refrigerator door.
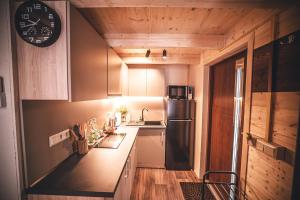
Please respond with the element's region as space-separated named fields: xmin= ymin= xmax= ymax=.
xmin=167 ymin=100 xmax=195 ymax=120
xmin=165 ymin=120 xmax=194 ymax=170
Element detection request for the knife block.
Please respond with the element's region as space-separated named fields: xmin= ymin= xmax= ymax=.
xmin=77 ymin=139 xmax=88 ymax=154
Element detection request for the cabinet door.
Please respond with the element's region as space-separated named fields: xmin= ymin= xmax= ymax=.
xmin=108 ymin=48 xmax=124 ymax=96
xmin=137 ymin=129 xmax=165 ymax=168
xmin=121 ymin=63 xmax=129 ymax=96
xmin=114 ymin=165 xmax=127 ymax=200
xmin=147 ymin=68 xmax=165 ymax=96
xmin=69 ymin=4 xmax=107 ymax=101
xmin=128 ymin=141 xmax=137 ymax=198
xmin=128 ymin=68 xmax=147 ymax=96
xmin=165 ymin=65 xmax=189 ymax=86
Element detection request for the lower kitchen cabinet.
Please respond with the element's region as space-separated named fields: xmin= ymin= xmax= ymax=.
xmin=137 ymin=128 xmax=165 ymax=168
xmin=28 ymin=141 xmax=137 ymax=200
xmin=114 ymin=141 xmax=137 ymax=200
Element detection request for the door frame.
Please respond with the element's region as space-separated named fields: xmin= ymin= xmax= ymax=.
xmin=200 ymin=33 xmax=255 ymax=193
xmin=206 ymin=51 xmax=246 ymax=179
xmin=0 ymin=0 xmax=23 ymax=199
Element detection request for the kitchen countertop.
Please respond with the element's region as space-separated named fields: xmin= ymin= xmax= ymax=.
xmin=122 ymin=121 xmax=166 ymax=129
xmin=27 ymin=127 xmax=139 ymax=198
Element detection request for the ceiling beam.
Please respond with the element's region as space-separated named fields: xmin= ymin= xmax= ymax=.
xmin=104 ymin=34 xmax=225 ymax=49
xmin=71 ymin=0 xmax=293 ymax=8
xmin=121 ymin=54 xmax=201 ymax=64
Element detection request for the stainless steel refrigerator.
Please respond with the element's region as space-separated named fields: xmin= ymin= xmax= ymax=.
xmin=165 ymin=99 xmax=195 ymax=170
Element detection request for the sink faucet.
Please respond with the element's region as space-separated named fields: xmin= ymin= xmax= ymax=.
xmin=140 ymin=108 xmax=149 ymax=121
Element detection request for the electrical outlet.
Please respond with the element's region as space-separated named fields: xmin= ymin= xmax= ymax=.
xmin=49 ymin=129 xmax=70 ymax=147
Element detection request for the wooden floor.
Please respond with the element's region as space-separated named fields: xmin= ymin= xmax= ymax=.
xmin=130 ymin=168 xmax=200 ymax=200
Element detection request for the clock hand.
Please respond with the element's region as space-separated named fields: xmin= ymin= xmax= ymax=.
xmin=28 ymin=19 xmax=36 ymax=24
xmin=26 ymin=18 xmax=40 ymax=27
xmin=34 ymin=18 xmax=40 ymax=25
xmin=23 ymin=23 xmax=35 ymax=28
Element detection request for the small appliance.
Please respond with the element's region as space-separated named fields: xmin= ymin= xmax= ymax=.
xmin=167 ymin=85 xmax=193 ymax=100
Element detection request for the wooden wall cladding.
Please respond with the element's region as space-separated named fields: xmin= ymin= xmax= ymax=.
xmin=272 ymin=30 xmax=300 ymax=92
xmin=252 ymin=43 xmax=273 ymax=92
xmin=250 ymin=93 xmax=268 ymax=139
xmin=246 ymin=146 xmax=293 ymax=200
xmin=17 ymin=1 xmax=68 ymax=100
xmin=271 ymin=92 xmax=300 ymax=151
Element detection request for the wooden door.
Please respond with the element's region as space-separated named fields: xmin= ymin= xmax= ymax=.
xmin=208 ymin=51 xmax=246 ymax=182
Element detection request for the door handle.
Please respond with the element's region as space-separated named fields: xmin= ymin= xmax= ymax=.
xmin=168 ymin=119 xmax=192 ymax=122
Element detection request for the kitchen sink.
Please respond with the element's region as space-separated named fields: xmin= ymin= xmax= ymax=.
xmin=126 ymin=120 xmax=162 ymax=126
xmin=94 ymin=133 xmax=126 ymax=149
xmin=126 ymin=121 xmax=145 ymax=126
xmin=144 ymin=121 xmax=162 ymax=125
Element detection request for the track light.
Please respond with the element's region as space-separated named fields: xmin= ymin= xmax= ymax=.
xmin=145 ymin=49 xmax=151 ymax=57
xmin=162 ymin=49 xmax=167 ymax=59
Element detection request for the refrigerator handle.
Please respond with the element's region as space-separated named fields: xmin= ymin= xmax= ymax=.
xmin=168 ymin=119 xmax=192 ymax=122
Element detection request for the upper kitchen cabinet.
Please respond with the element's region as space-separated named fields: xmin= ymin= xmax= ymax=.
xmin=165 ymin=65 xmax=189 ymax=86
xmin=107 ymin=48 xmax=128 ymax=96
xmin=128 ymin=66 xmax=165 ymax=96
xmin=146 ymin=67 xmax=165 ymax=96
xmin=17 ymin=2 xmax=107 ymax=100
xmin=128 ymin=67 xmax=147 ymax=96
xmin=68 ymin=4 xmax=107 ymax=101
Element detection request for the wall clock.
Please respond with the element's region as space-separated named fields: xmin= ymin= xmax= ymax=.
xmin=15 ymin=0 xmax=61 ymax=47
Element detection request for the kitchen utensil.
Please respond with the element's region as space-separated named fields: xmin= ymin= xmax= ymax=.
xmin=73 ymin=124 xmax=83 ymax=140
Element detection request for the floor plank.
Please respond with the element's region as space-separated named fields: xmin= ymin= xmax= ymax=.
xmin=130 ymin=168 xmax=200 ymax=200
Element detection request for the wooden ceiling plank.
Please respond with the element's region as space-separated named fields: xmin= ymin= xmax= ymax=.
xmin=80 ymin=7 xmax=254 ymax=35
xmin=121 ymin=54 xmax=201 ymax=64
xmin=104 ymin=33 xmax=225 ymax=49
xmin=71 ymin=0 xmax=292 ymax=9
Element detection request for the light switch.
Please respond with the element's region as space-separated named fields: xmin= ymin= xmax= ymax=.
xmin=49 ymin=129 xmax=70 ymax=147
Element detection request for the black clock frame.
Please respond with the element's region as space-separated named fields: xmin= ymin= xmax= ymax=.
xmin=15 ymin=0 xmax=61 ymax=47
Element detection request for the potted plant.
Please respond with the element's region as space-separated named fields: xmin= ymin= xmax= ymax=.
xmin=117 ymin=106 xmax=128 ymax=122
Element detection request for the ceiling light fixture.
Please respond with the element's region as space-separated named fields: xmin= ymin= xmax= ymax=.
xmin=145 ymin=49 xmax=151 ymax=57
xmin=162 ymin=49 xmax=167 ymax=59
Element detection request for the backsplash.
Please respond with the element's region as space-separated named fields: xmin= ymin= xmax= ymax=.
xmin=22 ymin=99 xmax=112 ymax=186
xmin=107 ymin=97 xmax=165 ymax=122
xmin=22 ymin=97 xmax=165 ymax=186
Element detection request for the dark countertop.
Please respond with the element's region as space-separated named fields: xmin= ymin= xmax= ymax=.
xmin=27 ymin=127 xmax=139 ymax=197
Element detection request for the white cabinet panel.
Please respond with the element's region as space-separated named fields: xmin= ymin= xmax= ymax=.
xmin=137 ymin=129 xmax=165 ymax=168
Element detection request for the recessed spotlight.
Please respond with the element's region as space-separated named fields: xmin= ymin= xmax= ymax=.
xmin=162 ymin=49 xmax=167 ymax=59
xmin=145 ymin=49 xmax=151 ymax=57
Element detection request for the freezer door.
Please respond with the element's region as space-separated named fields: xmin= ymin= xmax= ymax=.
xmin=167 ymin=100 xmax=195 ymax=120
xmin=165 ymin=120 xmax=194 ymax=170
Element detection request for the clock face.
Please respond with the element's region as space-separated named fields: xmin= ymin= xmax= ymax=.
xmin=15 ymin=0 xmax=61 ymax=47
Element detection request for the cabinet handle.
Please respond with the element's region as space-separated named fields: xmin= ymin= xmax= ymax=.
xmin=124 ymin=161 xmax=128 ymax=178
xmin=128 ymin=155 xmax=131 ymax=169
xmin=161 ymin=131 xmax=164 ymax=145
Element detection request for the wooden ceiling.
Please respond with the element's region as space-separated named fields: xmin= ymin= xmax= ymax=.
xmin=76 ymin=1 xmax=284 ymax=64
xmin=80 ymin=7 xmax=249 ymax=34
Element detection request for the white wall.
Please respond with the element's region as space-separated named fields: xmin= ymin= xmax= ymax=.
xmin=0 ymin=0 xmax=22 ymax=199
xmin=188 ymin=55 xmax=205 ymax=178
